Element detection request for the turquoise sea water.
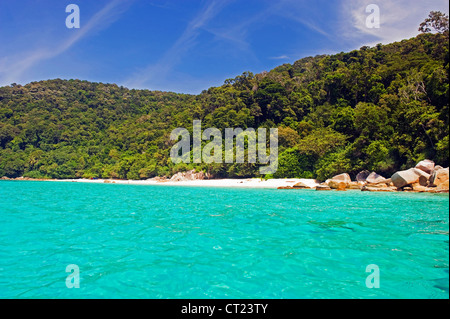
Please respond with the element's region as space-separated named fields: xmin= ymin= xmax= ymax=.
xmin=0 ymin=181 xmax=448 ymax=299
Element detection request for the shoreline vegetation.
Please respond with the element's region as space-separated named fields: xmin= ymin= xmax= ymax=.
xmin=0 ymin=21 xmax=448 ymax=184
xmin=2 ymin=159 xmax=448 ymax=193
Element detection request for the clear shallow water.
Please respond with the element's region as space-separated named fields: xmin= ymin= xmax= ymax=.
xmin=0 ymin=181 xmax=448 ymax=299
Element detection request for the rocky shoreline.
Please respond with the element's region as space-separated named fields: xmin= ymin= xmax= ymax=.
xmin=1 ymin=161 xmax=448 ymax=193
xmin=278 ymin=159 xmax=449 ymax=193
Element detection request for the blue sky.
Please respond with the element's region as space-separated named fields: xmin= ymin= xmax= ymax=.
xmin=0 ymin=0 xmax=448 ymax=94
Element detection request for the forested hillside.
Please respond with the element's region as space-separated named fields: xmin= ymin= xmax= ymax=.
xmin=0 ymin=32 xmax=448 ymax=180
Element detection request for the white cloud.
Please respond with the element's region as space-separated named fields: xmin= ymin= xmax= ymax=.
xmin=270 ymin=55 xmax=290 ymax=60
xmin=340 ymin=0 xmax=450 ymax=46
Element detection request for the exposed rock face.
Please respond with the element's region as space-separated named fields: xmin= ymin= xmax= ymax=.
xmin=415 ymin=159 xmax=435 ymax=174
xmin=391 ymin=168 xmax=430 ymax=189
xmin=429 ymin=167 xmax=449 ymax=187
xmin=170 ymin=173 xmax=185 ymax=181
xmin=316 ymin=185 xmax=332 ymax=191
xmin=317 ymin=163 xmax=447 ymax=193
xmin=418 ymin=175 xmax=429 ymax=186
xmin=347 ymin=181 xmax=362 ymax=189
xmin=366 ymin=172 xmax=386 ymax=184
xmin=361 ymin=185 xmax=396 ymax=192
xmin=436 ymin=180 xmax=449 ymax=193
xmin=363 ymin=182 xmax=390 ymax=188
xmin=332 ymin=173 xmax=351 ymax=183
xmin=328 ymin=181 xmax=347 ymax=190
xmin=429 ymin=167 xmax=449 ymax=192
xmin=277 ymin=186 xmax=294 ymax=190
xmin=411 ymin=184 xmax=438 ymax=193
xmin=327 ymin=173 xmax=351 ymax=189
xmin=170 ymin=169 xmax=208 ymax=181
xmin=293 ymin=182 xmax=311 ymax=189
xmin=356 ymin=170 xmax=371 ymax=182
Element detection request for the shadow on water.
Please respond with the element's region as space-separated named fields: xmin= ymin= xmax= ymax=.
xmin=433 ymin=277 xmax=449 ymax=293
xmin=308 ymin=220 xmax=356 ymax=232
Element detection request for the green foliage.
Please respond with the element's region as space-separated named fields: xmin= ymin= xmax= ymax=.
xmin=0 ymin=32 xmax=448 ymax=181
xmin=315 ymin=148 xmax=352 ymax=181
xmin=273 ymin=147 xmax=314 ymax=178
xmin=277 ymin=126 xmax=300 ymax=150
xmin=297 ymin=128 xmax=348 ymax=157
xmin=436 ymin=135 xmax=449 ymax=164
xmin=419 ymin=11 xmax=449 ymax=34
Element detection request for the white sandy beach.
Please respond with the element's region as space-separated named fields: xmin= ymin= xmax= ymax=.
xmin=55 ymin=178 xmax=321 ymax=189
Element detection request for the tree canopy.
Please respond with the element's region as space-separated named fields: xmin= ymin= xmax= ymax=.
xmin=0 ymin=29 xmax=448 ymax=181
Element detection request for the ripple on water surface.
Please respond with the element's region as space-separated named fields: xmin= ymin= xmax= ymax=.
xmin=0 ymin=181 xmax=448 ymax=298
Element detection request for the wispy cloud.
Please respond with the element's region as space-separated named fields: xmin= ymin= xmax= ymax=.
xmin=206 ymin=0 xmax=333 ymax=55
xmin=124 ymin=0 xmax=232 ymax=90
xmin=271 ymin=0 xmax=331 ymax=38
xmin=124 ymin=0 xmax=341 ymax=92
xmin=270 ymin=55 xmax=290 ymax=60
xmin=0 ymin=0 xmax=132 ymax=86
xmin=340 ymin=0 xmax=450 ymax=46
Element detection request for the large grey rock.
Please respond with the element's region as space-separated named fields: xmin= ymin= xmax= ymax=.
xmin=356 ymin=170 xmax=371 ymax=182
xmin=366 ymin=172 xmax=386 ymax=184
xmin=415 ymin=159 xmax=435 ymax=174
xmin=330 ymin=173 xmax=351 ymax=183
xmin=170 ymin=169 xmax=207 ymax=181
xmin=327 ymin=173 xmax=351 ymax=189
xmin=391 ymin=168 xmax=430 ymax=189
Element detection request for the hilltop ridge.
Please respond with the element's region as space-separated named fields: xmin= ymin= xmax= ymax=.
xmin=0 ymin=32 xmax=448 ymax=180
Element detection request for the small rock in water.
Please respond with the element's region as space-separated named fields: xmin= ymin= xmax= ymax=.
xmin=316 ymin=185 xmax=332 ymax=191
xmin=293 ymin=182 xmax=311 ymax=189
xmin=277 ymin=186 xmax=294 ymax=190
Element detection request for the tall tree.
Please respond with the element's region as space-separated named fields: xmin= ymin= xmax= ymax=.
xmin=419 ymin=11 xmax=449 ymax=34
